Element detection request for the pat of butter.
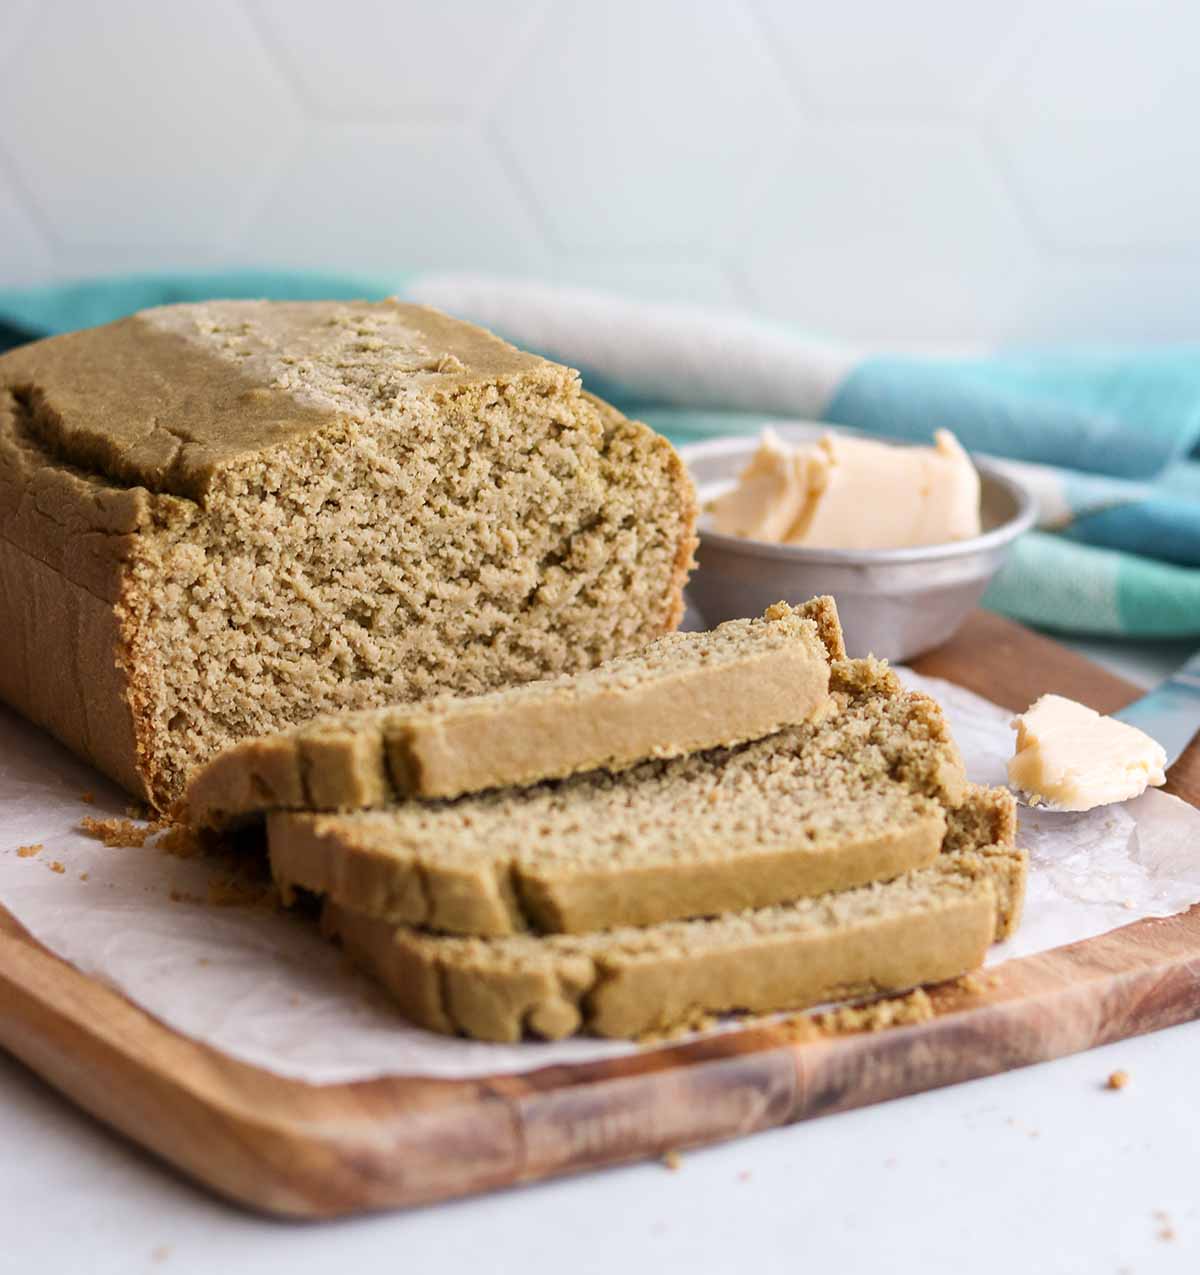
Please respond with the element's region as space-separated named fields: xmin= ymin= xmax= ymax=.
xmin=1008 ymin=694 xmax=1167 ymax=812
xmin=710 ymin=428 xmax=981 ymax=550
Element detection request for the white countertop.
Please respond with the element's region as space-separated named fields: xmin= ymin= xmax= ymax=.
xmin=4 ymin=1021 xmax=1198 ymax=1275
xmin=4 ymin=632 xmax=1197 ymax=1275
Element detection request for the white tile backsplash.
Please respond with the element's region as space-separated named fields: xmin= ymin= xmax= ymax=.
xmin=742 ymin=121 xmax=1036 ymax=340
xmin=241 ymin=122 xmax=546 ymax=276
xmin=0 ymin=0 xmax=299 ymax=251
xmin=0 ymin=0 xmax=1196 ymax=342
xmin=496 ymin=0 xmax=794 ymax=254
xmin=754 ymin=0 xmax=1037 ymax=117
xmin=245 ymin=0 xmax=545 ymax=119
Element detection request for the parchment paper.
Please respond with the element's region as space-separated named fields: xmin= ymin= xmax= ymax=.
xmin=2 ymin=671 xmax=1198 ymax=1083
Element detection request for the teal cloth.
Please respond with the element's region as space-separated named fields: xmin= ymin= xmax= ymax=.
xmin=0 ymin=271 xmax=396 ymax=344
xmin=2 ymin=273 xmax=1198 ymax=640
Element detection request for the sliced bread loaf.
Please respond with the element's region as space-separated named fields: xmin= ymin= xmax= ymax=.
xmin=267 ymin=657 xmax=970 ymax=937
xmin=184 ymin=597 xmax=844 ymax=823
xmin=325 ymin=844 xmax=1027 ymax=1041
xmin=0 ymin=300 xmax=696 ymax=808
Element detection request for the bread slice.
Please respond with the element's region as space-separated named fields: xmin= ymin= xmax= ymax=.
xmin=0 ymin=300 xmax=696 ymax=808
xmin=325 ymin=845 xmax=1027 ymax=1041
xmin=184 ymin=597 xmax=845 ymax=823
xmin=267 ymin=657 xmax=969 ymax=937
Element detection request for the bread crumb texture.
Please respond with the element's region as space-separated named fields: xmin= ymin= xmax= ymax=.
xmin=0 ymin=300 xmax=696 ymax=809
xmin=79 ymin=816 xmax=156 ymax=848
xmin=74 ymin=810 xmax=277 ymax=909
xmin=184 ymin=597 xmax=841 ymax=822
xmin=812 ymin=987 xmax=935 ymax=1035
xmin=326 ymin=844 xmax=1025 ymax=1041
xmin=1107 ymin=1069 xmax=1130 ymax=1091
xmin=16 ymin=843 xmax=42 ymax=857
xmin=268 ymin=655 xmax=987 ymax=938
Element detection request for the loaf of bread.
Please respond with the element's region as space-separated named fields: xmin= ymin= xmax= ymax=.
xmin=0 ymin=300 xmax=697 ymax=809
xmin=266 ymin=656 xmax=975 ymax=937
xmin=185 ymin=597 xmax=844 ymax=823
xmin=325 ymin=845 xmax=1027 ymax=1041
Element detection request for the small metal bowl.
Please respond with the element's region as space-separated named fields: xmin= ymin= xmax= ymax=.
xmin=679 ymin=426 xmax=1036 ymax=662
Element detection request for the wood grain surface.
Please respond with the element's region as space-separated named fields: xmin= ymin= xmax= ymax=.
xmin=1 ymin=611 xmax=1198 ymax=1218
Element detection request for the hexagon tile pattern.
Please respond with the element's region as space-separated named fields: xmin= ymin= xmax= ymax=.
xmin=0 ymin=0 xmax=300 ymax=251
xmin=742 ymin=123 xmax=1037 ymax=340
xmin=247 ymin=0 xmax=546 ymax=119
xmin=495 ymin=0 xmax=798 ymax=254
xmin=241 ymin=124 xmax=546 ymax=277
xmin=980 ymin=0 xmax=1200 ymax=251
xmin=754 ymin=0 xmax=1035 ymax=116
xmin=2 ymin=0 xmax=1200 ymax=342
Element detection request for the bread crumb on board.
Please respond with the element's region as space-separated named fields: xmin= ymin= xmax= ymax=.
xmin=1154 ymin=1209 xmax=1176 ymax=1242
xmin=813 ymin=988 xmax=935 ymax=1035
xmin=661 ymin=1149 xmax=682 ymax=1171
xmin=1107 ymin=1069 xmax=1130 ymax=1091
xmin=205 ymin=874 xmax=279 ymax=909
xmin=76 ymin=816 xmax=277 ymax=910
xmin=702 ymin=986 xmax=939 ymax=1048
xmin=17 ymin=843 xmax=43 ymax=858
xmin=79 ymin=816 xmax=158 ymax=848
xmin=156 ymin=824 xmax=206 ymax=859
xmin=637 ymin=1011 xmax=718 ymax=1046
xmin=49 ymin=860 xmax=66 ymax=874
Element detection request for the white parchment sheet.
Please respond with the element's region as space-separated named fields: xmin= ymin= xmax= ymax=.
xmin=2 ymin=670 xmax=1199 ymax=1083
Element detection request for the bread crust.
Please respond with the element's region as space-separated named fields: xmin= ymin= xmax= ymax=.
xmin=0 ymin=303 xmax=697 ymax=807
xmin=185 ymin=600 xmax=837 ymax=824
xmin=325 ymin=846 xmax=1027 ymax=1042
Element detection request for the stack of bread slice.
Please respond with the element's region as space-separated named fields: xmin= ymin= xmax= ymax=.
xmin=185 ymin=598 xmax=1025 ymax=1042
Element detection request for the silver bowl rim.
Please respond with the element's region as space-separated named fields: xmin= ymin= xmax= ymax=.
xmin=678 ymin=435 xmax=1037 ymax=568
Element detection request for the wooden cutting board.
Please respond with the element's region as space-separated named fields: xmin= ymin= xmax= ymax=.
xmin=1 ymin=612 xmax=1198 ymax=1219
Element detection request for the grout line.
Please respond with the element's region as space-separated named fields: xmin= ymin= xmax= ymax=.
xmin=474 ymin=0 xmax=557 ymax=121
xmin=192 ymin=0 xmax=312 ymax=259
xmin=740 ymin=0 xmax=812 ymax=122
xmin=485 ymin=120 xmax=561 ymax=265
xmin=236 ymin=0 xmax=324 ymax=121
xmin=0 ymin=140 xmax=60 ymax=262
xmin=972 ymin=116 xmax=1059 ymax=262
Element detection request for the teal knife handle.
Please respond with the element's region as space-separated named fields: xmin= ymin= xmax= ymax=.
xmin=1112 ymin=650 xmax=1200 ymax=770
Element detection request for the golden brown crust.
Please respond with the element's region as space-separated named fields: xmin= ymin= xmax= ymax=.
xmin=661 ymin=437 xmax=699 ymax=633
xmin=326 ymin=848 xmax=1023 ymax=1041
xmin=263 ymin=653 xmax=984 ymax=939
xmin=0 ymin=304 xmax=697 ymax=809
xmin=0 ymin=300 xmax=548 ymax=500
xmin=272 ymin=806 xmax=946 ymax=938
xmin=0 ymin=511 xmax=147 ymax=798
xmin=582 ymin=390 xmax=696 ymax=636
xmin=185 ymin=601 xmax=835 ymax=824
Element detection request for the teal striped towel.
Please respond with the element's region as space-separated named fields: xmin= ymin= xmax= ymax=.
xmin=2 ymin=271 xmax=1198 ymax=639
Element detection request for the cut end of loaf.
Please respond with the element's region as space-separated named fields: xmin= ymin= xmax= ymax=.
xmin=182 ymin=596 xmax=841 ymax=826
xmin=326 ymin=845 xmax=1022 ymax=1042
xmin=0 ymin=300 xmax=697 ymax=809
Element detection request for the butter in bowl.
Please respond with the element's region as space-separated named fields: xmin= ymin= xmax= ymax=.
xmin=680 ymin=424 xmax=1035 ymax=661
